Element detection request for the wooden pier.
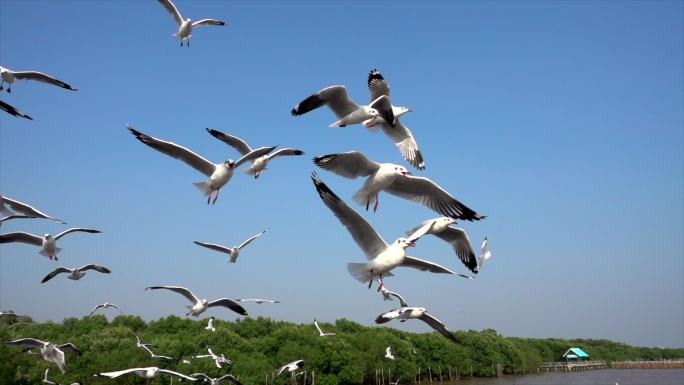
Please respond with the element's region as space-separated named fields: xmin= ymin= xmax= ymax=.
xmin=538 ymin=360 xmax=608 ymax=372
xmin=611 ymin=360 xmax=684 ymax=369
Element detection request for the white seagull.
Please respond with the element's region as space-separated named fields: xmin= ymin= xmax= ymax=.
xmin=476 ymin=237 xmax=491 ymax=273
xmin=41 ymin=264 xmax=111 ymax=284
xmin=96 ymin=367 xmax=197 ymax=381
xmin=138 ymin=343 xmax=175 ymax=360
xmin=275 ymin=359 xmax=304 ymax=376
xmin=88 ymin=303 xmax=123 ymax=317
xmin=157 ymin=0 xmax=226 ymax=47
xmin=1 ymin=195 xmax=65 ymax=224
xmin=133 ymin=334 xmax=158 ymax=351
xmin=0 ymin=100 xmax=32 ymax=120
xmin=234 ymin=298 xmax=280 ymax=304
xmin=193 ymin=347 xmax=232 ymax=368
xmin=0 ymin=228 xmax=102 ymax=260
xmin=6 ymin=338 xmax=80 ymax=374
xmin=385 ymin=346 xmax=395 ymax=360
xmin=0 ymin=65 xmax=77 ymax=93
xmin=205 ymin=316 xmax=216 ymax=332
xmin=313 ymin=151 xmax=485 ymax=221
xmin=145 ymin=285 xmax=248 ymax=317
xmin=363 ymin=69 xmax=424 ymax=170
xmin=193 ymin=229 xmax=267 ymax=263
xmin=206 ymin=128 xmax=304 ymax=179
xmin=311 ymin=174 xmax=460 ymax=290
xmin=406 ymin=217 xmax=479 ymax=274
xmin=313 ymin=319 xmax=336 ymax=337
xmin=291 ymin=85 xmax=395 ymax=128
xmin=375 ymin=291 xmax=458 ymax=344
xmin=43 ymin=368 xmax=80 ymax=385
xmin=127 ymin=124 xmax=274 ymax=204
xmin=191 ymin=373 xmax=242 ymax=385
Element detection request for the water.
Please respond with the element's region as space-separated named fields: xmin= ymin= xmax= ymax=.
xmin=451 ymin=369 xmax=684 ymax=385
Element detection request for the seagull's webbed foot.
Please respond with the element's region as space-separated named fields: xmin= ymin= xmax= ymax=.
xmin=373 ymin=197 xmax=379 ymax=212
xmin=212 ymin=190 xmax=219 ymax=205
xmin=6 ymin=87 xmax=11 ymax=93
xmin=207 ymin=194 xmax=211 ymax=205
xmin=368 ymin=270 xmax=374 ymax=290
xmin=366 ymin=197 xmax=370 ymax=211
xmin=377 ymin=275 xmax=384 ymax=292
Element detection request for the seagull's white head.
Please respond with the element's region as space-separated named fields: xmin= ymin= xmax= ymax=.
xmin=368 ymin=107 xmax=380 ymax=117
xmin=440 ymin=217 xmax=456 ymax=225
xmin=395 ymin=237 xmax=416 ymax=248
xmin=393 ymin=165 xmax=411 ymax=177
xmin=224 ymin=160 xmax=235 ymax=169
xmin=43 ymin=234 xmax=52 ymax=240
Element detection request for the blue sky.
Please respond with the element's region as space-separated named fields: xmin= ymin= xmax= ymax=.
xmin=0 ymin=1 xmax=682 ymax=348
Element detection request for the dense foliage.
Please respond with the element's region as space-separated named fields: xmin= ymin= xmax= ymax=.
xmin=1 ymin=315 xmax=681 ymax=385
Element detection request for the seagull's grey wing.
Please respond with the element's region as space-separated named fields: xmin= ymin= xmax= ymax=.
xmin=1 ymin=196 xmax=64 ymax=223
xmin=110 ymin=303 xmax=123 ymax=313
xmin=0 ymin=100 xmax=32 ymax=120
xmin=237 ymin=229 xmax=267 ymax=250
xmin=191 ymin=19 xmax=226 ymax=27
xmin=157 ymin=0 xmax=183 ymax=25
xmin=57 ymin=343 xmax=81 ymax=355
xmin=313 ymin=319 xmax=323 ymax=334
xmin=207 ymin=298 xmax=248 ymax=316
xmin=79 ymin=264 xmax=112 ymax=274
xmin=6 ymin=338 xmax=45 ymax=348
xmin=405 ymin=221 xmax=435 ymax=243
xmin=127 ymin=124 xmax=216 ymax=177
xmin=97 ymin=368 xmax=148 ymax=378
xmin=386 ymin=176 xmax=485 ymax=221
xmin=193 ymin=241 xmax=234 ymax=254
xmin=311 ymin=174 xmax=387 ymax=259
xmin=41 ymin=267 xmax=72 ymax=283
xmin=418 ymin=312 xmax=458 ymax=344
xmin=145 ymin=286 xmax=200 ymax=304
xmin=217 ymin=374 xmax=243 ymax=385
xmin=405 ymin=219 xmax=436 ymax=237
xmin=191 ymin=373 xmax=211 ymax=381
xmin=369 ymin=95 xmax=395 ymax=126
xmin=54 ymin=228 xmax=101 ymax=240
xmin=88 ymin=304 xmax=104 ymax=316
xmin=476 ymin=237 xmax=491 ymax=273
xmin=375 ymin=308 xmax=402 ymax=324
xmin=379 ymin=119 xmax=425 ymax=170
xmin=313 ymin=151 xmax=380 ymax=179
xmin=205 ymin=129 xmax=252 ymax=155
xmin=434 ymin=227 xmax=477 ymax=273
xmin=291 ymin=85 xmax=359 ymax=118
xmin=387 ymin=291 xmax=409 ymax=307
xmin=11 ymin=71 xmax=77 ymax=91
xmin=0 ymin=214 xmax=35 ymax=223
xmin=234 ymin=146 xmax=277 ymax=168
xmin=367 ymin=69 xmax=391 ymax=100
xmin=401 ymin=256 xmax=473 ymax=278
xmin=266 ymin=148 xmax=305 ymax=161
xmin=0 ymin=231 xmax=42 ymax=246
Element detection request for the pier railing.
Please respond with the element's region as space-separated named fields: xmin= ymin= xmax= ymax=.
xmin=610 ymin=360 xmax=684 ymax=369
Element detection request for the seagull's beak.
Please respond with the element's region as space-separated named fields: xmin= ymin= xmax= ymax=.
xmin=402 ymin=171 xmax=412 ymax=177
xmin=408 ymin=240 xmax=416 ymax=247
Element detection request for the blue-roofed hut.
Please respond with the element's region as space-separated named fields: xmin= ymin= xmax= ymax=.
xmin=562 ymin=347 xmax=590 ymax=361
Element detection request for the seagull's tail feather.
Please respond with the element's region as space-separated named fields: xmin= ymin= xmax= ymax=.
xmin=329 ymin=119 xmax=346 ymax=128
xmin=352 ymin=188 xmax=369 ymax=207
xmin=243 ymin=166 xmax=257 ymax=175
xmin=193 ymin=181 xmax=212 ymax=196
xmin=347 ymin=263 xmax=370 ymax=283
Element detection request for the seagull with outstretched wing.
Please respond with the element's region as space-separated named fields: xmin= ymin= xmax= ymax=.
xmin=0 ymin=65 xmax=77 ymax=93
xmin=193 ymin=229 xmax=267 ymax=263
xmin=0 ymin=228 xmax=101 ymax=260
xmin=145 ymin=285 xmax=247 ymax=317
xmin=157 ymin=0 xmax=226 ymax=47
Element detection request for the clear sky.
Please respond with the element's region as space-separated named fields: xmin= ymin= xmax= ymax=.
xmin=0 ymin=1 xmax=682 ymax=348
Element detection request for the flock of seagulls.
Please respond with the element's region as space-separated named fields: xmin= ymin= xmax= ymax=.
xmin=2 ymin=0 xmax=495 ymax=383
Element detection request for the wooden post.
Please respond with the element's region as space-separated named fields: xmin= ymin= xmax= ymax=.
xmin=381 ymin=369 xmax=385 ymax=385
xmin=438 ymin=366 xmax=442 ymax=381
xmin=418 ymin=367 xmax=421 ymax=383
xmin=312 ymin=371 xmax=315 ymax=385
xmin=388 ymin=369 xmax=391 ymax=385
xmin=448 ymin=366 xmax=452 ymax=381
xmin=428 ymin=366 xmax=432 ymax=382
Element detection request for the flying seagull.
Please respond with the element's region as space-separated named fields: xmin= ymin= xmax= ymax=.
xmin=0 ymin=228 xmax=101 ymax=260
xmin=96 ymin=367 xmax=197 ymax=381
xmin=133 ymin=334 xmax=158 ymax=351
xmin=191 ymin=373 xmax=242 ymax=385
xmin=275 ymin=359 xmax=305 ymax=376
xmin=145 ymin=285 xmax=247 ymax=317
xmin=193 ymin=229 xmax=267 ymax=263
xmin=6 ymin=338 xmax=80 ymax=374
xmin=206 ymin=129 xmax=304 ymax=179
xmin=88 ymin=303 xmax=123 ymax=317
xmin=193 ymin=347 xmax=232 ymax=368
xmin=43 ymin=368 xmax=81 ymax=385
xmin=41 ymin=264 xmax=111 ymax=284
xmin=313 ymin=151 xmax=485 ymax=221
xmin=311 ymin=174 xmax=461 ymax=290
xmin=385 ymin=346 xmax=395 ymax=360
xmin=138 ymin=342 xmax=175 ymax=360
xmin=157 ymin=0 xmax=226 ymax=47
xmin=375 ymin=291 xmax=458 ymax=344
xmin=363 ymin=69 xmax=425 ymax=170
xmin=1 ymin=195 xmax=65 ymax=224
xmin=205 ymin=316 xmax=216 ymax=332
xmin=313 ymin=319 xmax=336 ymax=336
xmin=406 ymin=217 xmax=479 ymax=274
xmin=291 ymin=85 xmax=394 ymax=128
xmin=126 ymin=124 xmax=274 ymax=204
xmin=234 ymin=298 xmax=279 ymax=304
xmin=476 ymin=237 xmax=491 ymax=273
xmin=0 ymin=100 xmax=32 ymax=120
xmin=0 ymin=66 xmax=77 ymax=93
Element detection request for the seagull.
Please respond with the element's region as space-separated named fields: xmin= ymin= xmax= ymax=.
xmin=96 ymin=367 xmax=197 ymax=381
xmin=205 ymin=316 xmax=216 ymax=332
xmin=1 ymin=195 xmax=65 ymax=224
xmin=193 ymin=229 xmax=267 ymax=263
xmin=139 ymin=343 xmax=175 ymax=360
xmin=234 ymin=298 xmax=280 ymax=304
xmin=0 ymin=214 xmax=36 ymax=228
xmin=385 ymin=346 xmax=395 ymax=360
xmin=475 ymin=237 xmax=491 ymax=273
xmin=363 ymin=69 xmax=424 ymax=170
xmin=0 ymin=310 xmax=22 ymax=318
xmin=291 ymin=85 xmax=395 ymax=128
xmin=311 ymin=174 xmax=461 ymax=290
xmin=275 ymin=359 xmax=304 ymax=376
xmin=43 ymin=368 xmax=81 ymax=385
xmin=375 ymin=291 xmax=458 ymax=344
xmin=6 ymin=338 xmax=80 ymax=374
xmin=206 ymin=129 xmax=304 ymax=179
xmin=406 ymin=217 xmax=479 ymax=274
xmin=0 ymin=66 xmax=77 ymax=93
xmin=157 ymin=0 xmax=226 ymax=47
xmin=41 ymin=264 xmax=111 ymax=284
xmin=88 ymin=303 xmax=123 ymax=317
xmin=133 ymin=334 xmax=158 ymax=351
xmin=145 ymin=285 xmax=248 ymax=317
xmin=378 ymin=283 xmax=409 ymax=306
xmin=127 ymin=124 xmax=274 ymax=204
xmin=0 ymin=100 xmax=32 ymax=120
xmin=313 ymin=151 xmax=485 ymax=221
xmin=389 ymin=379 xmax=400 ymax=385
xmin=0 ymin=228 xmax=102 ymax=260
xmin=313 ymin=319 xmax=336 ymax=336
xmin=192 ymin=373 xmax=242 ymax=385
xmin=193 ymin=347 xmax=232 ymax=368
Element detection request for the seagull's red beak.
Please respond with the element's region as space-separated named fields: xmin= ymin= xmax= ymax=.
xmin=408 ymin=240 xmax=416 ymax=247
xmin=402 ymin=171 xmax=411 ymax=177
